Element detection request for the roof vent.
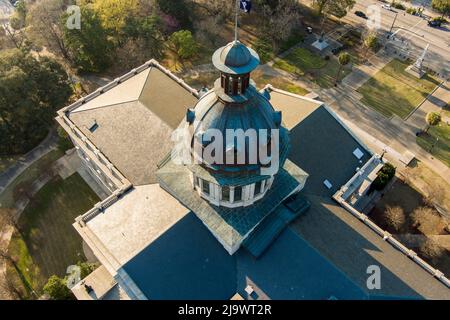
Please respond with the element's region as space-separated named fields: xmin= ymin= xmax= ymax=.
xmin=186 ymin=108 xmax=195 ymax=124
xmin=88 ymin=120 xmax=99 ymax=133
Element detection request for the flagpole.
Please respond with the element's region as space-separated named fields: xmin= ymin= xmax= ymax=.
xmin=234 ymin=0 xmax=238 ymax=42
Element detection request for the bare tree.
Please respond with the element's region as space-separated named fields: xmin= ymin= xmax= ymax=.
xmin=0 ymin=246 xmax=23 ymax=300
xmin=0 ymin=22 xmax=26 ymax=49
xmin=0 ymin=208 xmax=22 ymax=237
xmin=423 ymin=183 xmax=445 ymax=208
xmin=419 ymin=238 xmax=445 ymax=264
xmin=411 ymin=206 xmax=442 ymax=235
xmin=26 ymin=0 xmax=72 ymax=61
xmin=193 ymin=0 xmax=234 ymax=23
xmin=261 ymin=0 xmax=302 ymax=49
xmin=384 ymin=206 xmax=405 ymax=232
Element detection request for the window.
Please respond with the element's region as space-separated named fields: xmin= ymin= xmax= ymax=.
xmin=222 ymin=186 xmax=230 ymax=202
xmin=234 ymin=186 xmax=242 ymax=202
xmin=254 ymin=181 xmax=262 ymax=196
xmin=202 ymin=180 xmax=210 ymax=195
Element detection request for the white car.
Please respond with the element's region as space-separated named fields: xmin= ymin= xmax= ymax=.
xmin=381 ymin=4 xmax=392 ymax=10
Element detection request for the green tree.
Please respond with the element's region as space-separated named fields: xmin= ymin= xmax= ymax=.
xmin=372 ymin=163 xmax=396 ymax=191
xmin=169 ymin=30 xmax=198 ymax=60
xmin=425 ymin=111 xmax=441 ymax=132
xmin=123 ymin=14 xmax=165 ymax=60
xmin=43 ymin=275 xmax=73 ymax=300
xmin=432 ymin=0 xmax=450 ymax=17
xmin=92 ymin=0 xmax=139 ymax=45
xmin=9 ymin=0 xmax=27 ymax=30
xmin=62 ymin=6 xmax=113 ymax=73
xmin=363 ymin=32 xmax=378 ymax=58
xmin=77 ymin=261 xmax=98 ymax=279
xmin=335 ymin=52 xmax=351 ymax=85
xmin=0 ymin=49 xmax=72 ymax=154
xmin=313 ymin=0 xmax=355 ymax=17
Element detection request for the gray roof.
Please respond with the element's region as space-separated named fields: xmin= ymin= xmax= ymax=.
xmin=122 ymin=210 xmax=367 ymax=300
xmin=290 ymin=195 xmax=450 ymax=299
xmin=120 ymin=198 xmax=450 ymax=300
xmin=68 ymin=66 xmax=198 ymax=185
xmin=282 ymin=104 xmax=371 ymax=197
xmin=122 ymin=212 xmax=237 ymax=300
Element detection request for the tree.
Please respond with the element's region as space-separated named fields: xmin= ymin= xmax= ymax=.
xmin=425 ymin=112 xmax=441 ymax=132
xmin=363 ymin=32 xmax=378 ymax=59
xmin=156 ymin=0 xmax=192 ymax=29
xmin=123 ymin=14 xmax=165 ymax=59
xmin=371 ymin=163 xmax=396 ymax=191
xmin=424 ymin=183 xmax=445 ymax=207
xmin=0 ymin=49 xmax=72 ymax=154
xmin=261 ymin=0 xmax=302 ymax=48
xmin=335 ymin=52 xmax=351 ymax=85
xmin=26 ymin=0 xmax=72 ymax=61
xmin=432 ymin=0 xmax=450 ymax=18
xmin=9 ymin=0 xmax=27 ymax=30
xmin=43 ymin=275 xmax=73 ymax=300
xmin=62 ymin=6 xmax=113 ymax=73
xmin=91 ymin=0 xmax=139 ymax=45
xmin=384 ymin=206 xmax=405 ymax=232
xmin=194 ymin=0 xmax=234 ymax=23
xmin=411 ymin=206 xmax=442 ymax=235
xmin=313 ymin=0 xmax=356 ymax=18
xmin=419 ymin=238 xmax=444 ymax=263
xmin=77 ymin=261 xmax=97 ymax=279
xmin=169 ymin=30 xmax=198 ymax=61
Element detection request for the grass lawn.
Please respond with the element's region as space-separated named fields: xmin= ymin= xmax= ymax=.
xmin=274 ymin=48 xmax=351 ymax=88
xmin=252 ymin=71 xmax=309 ymax=96
xmin=416 ymin=122 xmax=450 ymax=168
xmin=0 ymin=149 xmax=64 ymax=209
xmin=7 ymin=173 xmax=100 ymax=297
xmin=357 ymin=59 xmax=440 ymax=119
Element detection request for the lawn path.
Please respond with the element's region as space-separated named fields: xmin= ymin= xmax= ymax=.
xmin=0 ymin=129 xmax=59 ymax=194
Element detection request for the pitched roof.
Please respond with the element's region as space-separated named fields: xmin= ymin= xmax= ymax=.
xmin=67 ymin=65 xmax=198 ymax=186
xmin=291 ymin=195 xmax=450 ymax=299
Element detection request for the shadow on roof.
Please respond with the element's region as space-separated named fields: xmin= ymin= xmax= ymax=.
xmin=122 ymin=212 xmax=236 ymax=300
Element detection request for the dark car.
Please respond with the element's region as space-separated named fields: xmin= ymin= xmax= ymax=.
xmin=355 ymin=11 xmax=368 ymax=19
xmin=428 ymin=20 xmax=441 ymax=27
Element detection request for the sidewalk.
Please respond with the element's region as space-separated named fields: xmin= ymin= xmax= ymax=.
xmin=0 ymin=129 xmax=59 ymax=194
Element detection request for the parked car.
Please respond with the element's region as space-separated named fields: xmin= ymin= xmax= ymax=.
xmin=354 ymin=11 xmax=368 ymax=19
xmin=306 ymin=26 xmax=313 ymax=34
xmin=428 ymin=20 xmax=441 ymax=27
xmin=381 ymin=4 xmax=392 ymax=10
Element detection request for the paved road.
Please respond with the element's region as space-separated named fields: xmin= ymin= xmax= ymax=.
xmin=342 ymin=0 xmax=450 ymax=78
xmin=0 ymin=129 xmax=59 ymax=195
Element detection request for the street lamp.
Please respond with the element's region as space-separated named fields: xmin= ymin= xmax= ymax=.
xmin=429 ymin=137 xmax=439 ymax=153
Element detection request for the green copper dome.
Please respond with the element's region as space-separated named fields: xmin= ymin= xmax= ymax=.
xmin=212 ymin=40 xmax=260 ymax=75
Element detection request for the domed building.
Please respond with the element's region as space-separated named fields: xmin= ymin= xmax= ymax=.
xmin=158 ymin=40 xmax=309 ymax=254
xmin=56 ymin=30 xmax=450 ymax=300
xmin=184 ymin=41 xmax=292 ymax=209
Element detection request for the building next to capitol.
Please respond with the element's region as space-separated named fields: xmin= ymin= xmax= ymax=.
xmin=56 ymin=37 xmax=450 ymax=300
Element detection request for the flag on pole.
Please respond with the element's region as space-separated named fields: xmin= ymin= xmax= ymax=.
xmin=239 ymin=0 xmax=252 ymax=13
